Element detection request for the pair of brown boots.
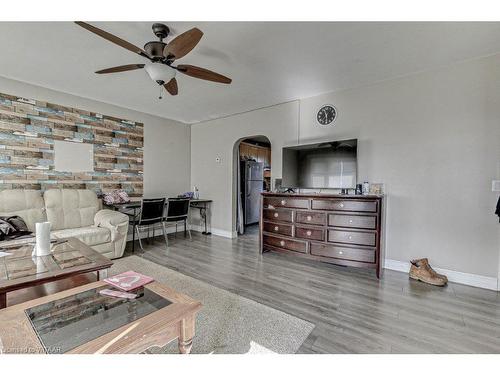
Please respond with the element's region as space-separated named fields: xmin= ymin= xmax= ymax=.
xmin=409 ymin=258 xmax=448 ymax=286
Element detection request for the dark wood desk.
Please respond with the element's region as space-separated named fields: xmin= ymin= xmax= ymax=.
xmin=188 ymin=199 xmax=212 ymax=235
xmin=105 ymin=199 xmax=212 ymax=253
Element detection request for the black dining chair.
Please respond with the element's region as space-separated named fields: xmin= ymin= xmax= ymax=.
xmin=164 ymin=198 xmax=192 ymax=241
xmin=133 ymin=198 xmax=167 ymax=250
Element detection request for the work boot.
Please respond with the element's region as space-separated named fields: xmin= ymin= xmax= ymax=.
xmin=414 ymin=258 xmax=448 ymax=283
xmin=419 ymin=258 xmax=448 ymax=282
xmin=409 ymin=258 xmax=447 ymax=286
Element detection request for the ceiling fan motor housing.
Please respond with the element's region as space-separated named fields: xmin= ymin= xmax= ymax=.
xmin=144 ymin=41 xmax=167 ymax=60
xmin=145 ymin=24 xmax=171 ymax=60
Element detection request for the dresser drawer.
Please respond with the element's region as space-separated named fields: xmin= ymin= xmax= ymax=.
xmin=310 ymin=243 xmax=375 ymax=263
xmin=328 ymin=214 xmax=376 ymax=229
xmin=295 ymin=211 xmax=326 ymax=226
xmin=263 ymin=209 xmax=293 ymax=223
xmin=263 ymin=235 xmax=307 ymax=253
xmin=263 ymin=222 xmax=293 ymax=237
xmin=295 ymin=226 xmax=325 ymax=241
xmin=328 ymin=229 xmax=376 ymax=247
xmin=264 ymin=197 xmax=309 ymax=209
xmin=311 ymin=199 xmax=378 ymax=213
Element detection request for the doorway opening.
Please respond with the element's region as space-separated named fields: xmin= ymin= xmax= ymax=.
xmin=234 ymin=136 xmax=271 ymax=237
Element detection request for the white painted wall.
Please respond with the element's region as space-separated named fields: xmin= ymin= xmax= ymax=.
xmin=191 ymin=102 xmax=300 ymax=236
xmin=191 ymin=54 xmax=500 ymax=278
xmin=0 ymin=75 xmax=191 ymax=198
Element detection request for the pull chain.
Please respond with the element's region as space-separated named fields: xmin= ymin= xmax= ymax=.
xmin=159 ymin=85 xmax=163 ymax=100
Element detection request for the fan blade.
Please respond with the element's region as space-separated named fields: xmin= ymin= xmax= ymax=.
xmin=177 ymin=65 xmax=232 ymax=84
xmin=95 ymin=64 xmax=145 ymax=74
xmin=163 ymin=28 xmax=203 ymax=59
xmin=164 ymin=78 xmax=178 ymax=95
xmin=75 ymin=21 xmax=151 ymax=59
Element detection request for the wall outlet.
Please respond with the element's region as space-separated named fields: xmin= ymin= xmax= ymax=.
xmin=492 ymin=180 xmax=500 ymax=192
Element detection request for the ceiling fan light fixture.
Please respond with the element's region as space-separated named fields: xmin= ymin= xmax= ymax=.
xmin=144 ymin=63 xmax=176 ymax=85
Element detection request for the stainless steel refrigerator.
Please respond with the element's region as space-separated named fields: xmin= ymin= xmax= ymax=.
xmin=241 ymin=160 xmax=264 ymax=225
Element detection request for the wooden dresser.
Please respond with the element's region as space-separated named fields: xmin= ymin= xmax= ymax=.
xmin=260 ymin=192 xmax=384 ymax=278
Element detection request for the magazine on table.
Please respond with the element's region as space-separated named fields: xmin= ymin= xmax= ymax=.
xmin=103 ymin=270 xmax=154 ymax=291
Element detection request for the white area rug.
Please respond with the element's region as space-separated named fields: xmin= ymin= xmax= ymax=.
xmin=111 ymin=255 xmax=315 ymax=354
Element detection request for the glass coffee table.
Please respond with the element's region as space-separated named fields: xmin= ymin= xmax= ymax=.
xmin=0 ymin=237 xmax=113 ymax=309
xmin=0 ymin=280 xmax=202 ymax=354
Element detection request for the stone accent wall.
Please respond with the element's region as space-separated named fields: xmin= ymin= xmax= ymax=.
xmin=0 ymin=91 xmax=143 ymax=197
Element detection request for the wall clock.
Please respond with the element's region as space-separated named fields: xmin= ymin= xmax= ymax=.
xmin=316 ymin=105 xmax=337 ymax=126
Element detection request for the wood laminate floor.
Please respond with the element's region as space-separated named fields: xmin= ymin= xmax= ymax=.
xmin=126 ymin=227 xmax=500 ymax=354
xmin=7 ymin=227 xmax=499 ymax=353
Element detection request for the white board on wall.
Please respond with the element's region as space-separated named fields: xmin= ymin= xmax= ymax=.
xmin=54 ymin=140 xmax=94 ymax=172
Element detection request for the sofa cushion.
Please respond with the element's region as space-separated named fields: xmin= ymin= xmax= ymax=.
xmin=0 ymin=190 xmax=46 ymax=231
xmin=52 ymin=226 xmax=111 ymax=246
xmin=44 ymin=189 xmax=99 ymax=230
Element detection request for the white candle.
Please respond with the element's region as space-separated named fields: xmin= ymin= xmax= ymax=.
xmin=35 ymin=222 xmax=51 ymax=256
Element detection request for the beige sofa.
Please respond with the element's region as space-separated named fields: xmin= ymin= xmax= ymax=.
xmin=0 ymin=189 xmax=129 ymax=259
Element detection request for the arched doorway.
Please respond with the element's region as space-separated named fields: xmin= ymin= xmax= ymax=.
xmin=232 ymin=135 xmax=272 ymax=237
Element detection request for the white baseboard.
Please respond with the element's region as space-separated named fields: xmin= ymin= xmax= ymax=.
xmin=126 ymin=225 xmax=182 ymax=242
xmin=212 ymin=228 xmax=237 ymax=238
xmin=189 ymin=224 xmax=237 ymax=239
xmin=127 ymin=224 xmax=237 ymax=241
xmin=126 ymin=226 xmax=498 ymax=290
xmin=384 ymin=259 xmax=499 ymax=291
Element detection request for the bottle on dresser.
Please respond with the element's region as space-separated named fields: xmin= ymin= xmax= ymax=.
xmin=362 ymin=181 xmax=370 ymax=195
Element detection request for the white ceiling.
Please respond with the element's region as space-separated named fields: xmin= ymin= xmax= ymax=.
xmin=0 ymin=22 xmax=499 ymax=124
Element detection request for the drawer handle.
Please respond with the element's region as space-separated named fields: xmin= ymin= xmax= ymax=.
xmin=339 ymin=251 xmax=343 ymax=255
xmin=274 ymin=226 xmax=279 ymax=231
xmin=306 ymin=215 xmax=312 ymax=221
xmin=306 ymin=230 xmax=312 ymax=236
xmin=274 ymin=212 xmax=279 ymax=218
xmin=281 ymin=200 xmax=286 ymax=206
xmin=280 ymin=240 xmax=285 ymax=246
xmin=339 ymin=203 xmax=344 ymax=208
xmin=349 ymin=219 xmax=353 ymax=224
xmin=348 ymin=235 xmax=353 ymax=240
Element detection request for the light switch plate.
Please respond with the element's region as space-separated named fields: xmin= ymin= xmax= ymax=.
xmin=492 ymin=180 xmax=500 ymax=192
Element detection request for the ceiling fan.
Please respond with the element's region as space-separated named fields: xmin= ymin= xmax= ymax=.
xmin=75 ymin=22 xmax=232 ymax=98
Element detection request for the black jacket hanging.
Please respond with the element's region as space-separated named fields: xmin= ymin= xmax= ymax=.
xmin=495 ymin=196 xmax=500 ymax=223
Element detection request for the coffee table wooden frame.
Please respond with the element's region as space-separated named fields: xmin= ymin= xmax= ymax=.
xmin=0 ymin=280 xmax=202 ymax=354
xmin=0 ymin=238 xmax=113 ymax=309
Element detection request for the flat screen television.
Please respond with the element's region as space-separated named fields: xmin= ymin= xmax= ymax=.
xmin=281 ymin=139 xmax=357 ymax=189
